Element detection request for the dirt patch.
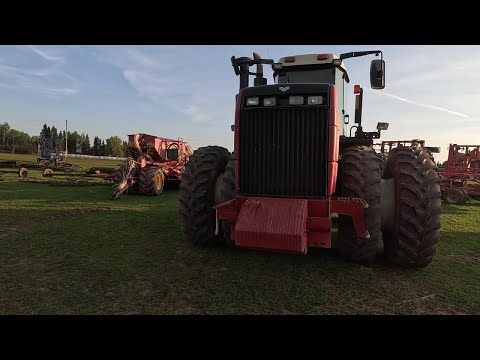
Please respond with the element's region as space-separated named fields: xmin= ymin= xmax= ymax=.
xmin=20 ymin=177 xmax=108 ymax=187
xmin=45 ymin=207 xmax=111 ymax=220
xmin=449 ymin=255 xmax=480 ymax=265
xmin=359 ymin=266 xmax=374 ymax=272
xmin=0 ymin=225 xmax=22 ymax=239
xmin=0 ymin=208 xmax=111 ymax=240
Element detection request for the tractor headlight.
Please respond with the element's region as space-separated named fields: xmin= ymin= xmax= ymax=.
xmin=289 ymin=96 xmax=304 ymax=105
xmin=307 ymin=96 xmax=323 ymax=105
xmin=263 ymin=97 xmax=276 ymax=106
xmin=246 ymin=97 xmax=259 ymax=106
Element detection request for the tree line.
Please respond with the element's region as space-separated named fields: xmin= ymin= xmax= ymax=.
xmin=0 ymin=122 xmax=129 ymax=157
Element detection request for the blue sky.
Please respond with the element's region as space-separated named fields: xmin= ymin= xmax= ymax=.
xmin=1 ymin=45 xmax=480 ymax=162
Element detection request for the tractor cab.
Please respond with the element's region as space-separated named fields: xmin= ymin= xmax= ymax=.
xmin=274 ymin=54 xmax=349 ymax=85
xmin=275 ymin=53 xmax=388 ymax=143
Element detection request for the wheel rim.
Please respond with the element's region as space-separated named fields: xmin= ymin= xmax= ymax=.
xmin=155 ymin=172 xmax=163 ymax=189
xmin=447 ymin=190 xmax=462 ymax=204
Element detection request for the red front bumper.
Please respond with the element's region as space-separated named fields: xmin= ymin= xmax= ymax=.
xmin=214 ymin=196 xmax=369 ymax=254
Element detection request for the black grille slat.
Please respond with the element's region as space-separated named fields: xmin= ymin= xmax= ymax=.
xmin=239 ymin=107 xmax=328 ymax=198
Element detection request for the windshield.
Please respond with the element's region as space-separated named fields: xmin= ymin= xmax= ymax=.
xmin=276 ymin=67 xmax=335 ymax=84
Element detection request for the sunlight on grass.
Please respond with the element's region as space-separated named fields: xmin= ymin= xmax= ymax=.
xmin=0 ymin=177 xmax=479 ymax=314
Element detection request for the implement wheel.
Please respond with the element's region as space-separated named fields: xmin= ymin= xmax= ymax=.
xmin=139 ymin=166 xmax=164 ymax=196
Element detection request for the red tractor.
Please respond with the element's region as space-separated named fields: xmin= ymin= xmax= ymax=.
xmin=112 ymin=133 xmax=192 ymax=200
xmin=179 ymin=51 xmax=441 ymax=268
xmin=438 ymin=144 xmax=480 ymax=204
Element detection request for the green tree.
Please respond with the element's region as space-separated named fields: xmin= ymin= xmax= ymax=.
xmin=122 ymin=141 xmax=130 ymax=157
xmin=106 ymin=136 xmax=123 ymax=157
xmin=30 ymin=135 xmax=40 ymax=154
xmin=40 ymin=124 xmax=51 ymax=140
xmin=67 ymin=131 xmax=81 ymax=154
xmin=0 ymin=122 xmax=10 ymax=147
xmin=82 ymin=134 xmax=91 ymax=154
xmin=100 ymin=140 xmax=106 ymax=156
xmin=92 ymin=136 xmax=102 ymax=156
xmin=8 ymin=129 xmax=32 ymax=154
xmin=51 ymin=126 xmax=59 ymax=150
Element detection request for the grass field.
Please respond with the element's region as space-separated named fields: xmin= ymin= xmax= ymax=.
xmin=0 ymin=153 xmax=123 ymax=184
xmin=1 ymin=154 xmax=479 ymax=314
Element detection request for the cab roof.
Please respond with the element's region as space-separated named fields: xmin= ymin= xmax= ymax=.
xmin=278 ymin=53 xmax=349 ymax=82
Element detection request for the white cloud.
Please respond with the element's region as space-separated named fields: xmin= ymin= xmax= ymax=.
xmin=0 ymin=48 xmax=78 ymax=97
xmin=370 ymin=90 xmax=477 ymax=122
xmin=93 ymin=46 xmax=227 ymax=125
xmin=26 ymin=45 xmax=66 ymax=63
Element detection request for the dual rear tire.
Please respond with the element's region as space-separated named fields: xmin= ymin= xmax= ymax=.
xmin=338 ymin=146 xmax=441 ymax=268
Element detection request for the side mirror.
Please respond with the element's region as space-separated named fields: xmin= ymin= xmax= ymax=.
xmin=376 ymin=122 xmax=389 ymax=131
xmin=370 ymin=59 xmax=385 ymax=89
xmin=344 ymin=114 xmax=350 ymax=125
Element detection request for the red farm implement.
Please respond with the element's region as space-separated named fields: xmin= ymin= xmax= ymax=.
xmin=438 ymin=144 xmax=480 ymax=204
xmin=374 ymin=139 xmax=440 ymax=159
xmin=179 ymin=50 xmax=441 ymax=268
xmin=111 ymin=133 xmax=192 ymax=200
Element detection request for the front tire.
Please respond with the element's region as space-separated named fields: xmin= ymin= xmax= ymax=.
xmin=382 ymin=147 xmax=442 ymax=268
xmin=337 ymin=146 xmax=382 ymax=264
xmin=178 ymin=146 xmax=230 ymax=246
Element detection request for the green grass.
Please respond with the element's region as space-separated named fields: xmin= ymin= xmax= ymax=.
xmin=1 ymin=179 xmax=479 ymax=314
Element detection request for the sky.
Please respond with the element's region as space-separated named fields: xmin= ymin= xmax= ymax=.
xmin=1 ymin=45 xmax=480 ymax=162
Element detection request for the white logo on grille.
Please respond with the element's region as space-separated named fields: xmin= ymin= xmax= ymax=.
xmin=279 ymin=86 xmax=290 ymax=92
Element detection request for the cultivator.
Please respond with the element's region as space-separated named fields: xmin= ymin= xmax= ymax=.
xmin=374 ymin=139 xmax=440 ymax=158
xmin=111 ymin=133 xmax=192 ymax=200
xmin=438 ymin=144 xmax=480 ymax=204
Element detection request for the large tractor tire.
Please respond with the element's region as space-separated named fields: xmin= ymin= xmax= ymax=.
xmin=179 ymin=155 xmax=199 ymax=241
xmin=221 ymin=156 xmax=235 ymax=247
xmin=381 ymin=147 xmax=442 ymax=268
xmin=337 ymin=146 xmax=382 ymax=264
xmin=442 ymin=188 xmax=467 ymax=205
xmin=178 ymin=146 xmax=230 ymax=246
xmin=138 ymin=166 xmax=164 ymax=196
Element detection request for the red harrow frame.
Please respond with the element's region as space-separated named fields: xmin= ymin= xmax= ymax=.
xmin=438 ymin=144 xmax=480 ymax=204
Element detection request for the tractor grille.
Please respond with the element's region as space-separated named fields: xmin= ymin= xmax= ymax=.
xmin=239 ymin=107 xmax=329 ymax=198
